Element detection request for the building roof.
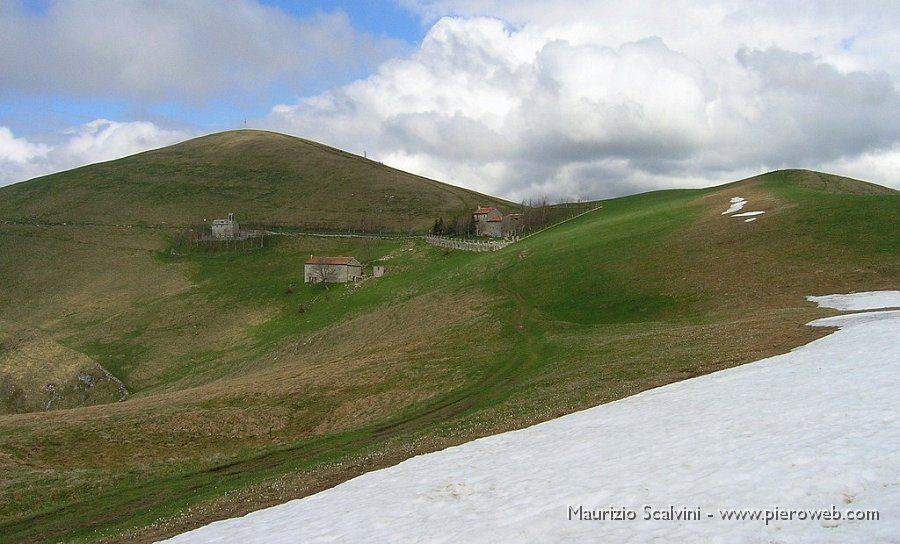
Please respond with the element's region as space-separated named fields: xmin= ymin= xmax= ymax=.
xmin=474 ymin=206 xmax=497 ymax=215
xmin=305 ymin=256 xmax=360 ymax=266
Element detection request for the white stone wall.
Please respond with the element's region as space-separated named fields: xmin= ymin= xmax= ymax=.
xmin=425 ymin=235 xmax=514 ymax=252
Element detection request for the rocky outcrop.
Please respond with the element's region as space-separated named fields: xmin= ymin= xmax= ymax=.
xmin=0 ymin=335 xmax=129 ymax=414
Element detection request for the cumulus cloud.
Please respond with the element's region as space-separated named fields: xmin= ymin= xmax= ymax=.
xmin=732 ymin=47 xmax=900 ymax=164
xmin=0 ymin=127 xmax=50 ymax=164
xmin=0 ymin=127 xmax=52 ymax=185
xmin=0 ymin=0 xmax=407 ymax=103
xmin=264 ymin=2 xmax=900 ymax=199
xmin=0 ymin=121 xmax=189 ymax=186
xmin=6 ymin=1 xmax=900 ymax=198
xmin=821 ymin=144 xmax=900 ymax=187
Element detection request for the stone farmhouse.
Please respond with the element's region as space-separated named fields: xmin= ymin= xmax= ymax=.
xmin=304 ymin=256 xmax=363 ymax=284
xmin=473 ymin=206 xmax=523 ymax=238
xmin=211 ymin=213 xmax=240 ymax=239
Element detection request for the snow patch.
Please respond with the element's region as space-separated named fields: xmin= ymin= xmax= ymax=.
xmin=808 ymin=291 xmax=900 ymax=311
xmin=721 ymin=197 xmax=747 ymax=215
xmin=732 ymin=210 xmax=766 ymax=217
xmin=163 ymin=291 xmax=900 ymax=544
xmin=810 ymin=309 xmax=900 ymax=328
xmin=722 ymin=197 xmax=765 ymax=222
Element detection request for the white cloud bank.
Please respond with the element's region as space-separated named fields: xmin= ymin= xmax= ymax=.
xmin=0 ymin=0 xmax=406 ymax=103
xmin=265 ymin=2 xmax=900 ymax=199
xmin=4 ymin=1 xmax=900 ymax=199
xmin=0 ymin=121 xmax=188 ymax=186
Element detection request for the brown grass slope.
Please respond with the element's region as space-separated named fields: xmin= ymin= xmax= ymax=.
xmin=0 ymin=130 xmax=512 ymax=232
xmin=0 ymin=167 xmax=896 ymax=543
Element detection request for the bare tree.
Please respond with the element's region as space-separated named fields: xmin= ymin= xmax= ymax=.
xmin=307 ymin=263 xmax=341 ymax=289
xmin=358 ymin=214 xmax=386 ymax=233
xmin=455 ymin=214 xmax=474 ymax=237
xmin=521 ymin=197 xmax=551 ymax=233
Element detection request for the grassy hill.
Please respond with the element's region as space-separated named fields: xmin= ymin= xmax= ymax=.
xmin=0 ymin=159 xmax=896 ymax=542
xmin=0 ymin=130 xmax=512 ymax=232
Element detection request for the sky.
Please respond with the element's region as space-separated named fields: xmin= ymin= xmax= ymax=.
xmin=2 ymin=0 xmax=900 ymax=200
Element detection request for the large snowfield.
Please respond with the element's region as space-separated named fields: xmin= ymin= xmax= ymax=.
xmin=162 ymin=291 xmax=900 ymax=544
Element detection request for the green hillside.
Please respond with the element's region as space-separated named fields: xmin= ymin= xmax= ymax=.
xmin=0 ymin=130 xmax=512 ymax=232
xmin=0 ymin=158 xmax=897 ymax=543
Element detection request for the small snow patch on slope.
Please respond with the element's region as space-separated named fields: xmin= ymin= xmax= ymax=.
xmin=722 ymin=197 xmax=765 ymax=222
xmin=722 ymin=197 xmax=747 ymax=214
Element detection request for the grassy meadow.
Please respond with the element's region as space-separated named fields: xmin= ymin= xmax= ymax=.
xmin=0 ymin=131 xmax=897 ymax=544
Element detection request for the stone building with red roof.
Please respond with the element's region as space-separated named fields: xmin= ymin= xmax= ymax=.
xmin=473 ymin=206 xmax=522 ymax=238
xmin=304 ymin=256 xmax=363 ymax=284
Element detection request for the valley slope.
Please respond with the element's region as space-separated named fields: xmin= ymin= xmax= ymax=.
xmin=0 ymin=135 xmax=897 ymax=543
